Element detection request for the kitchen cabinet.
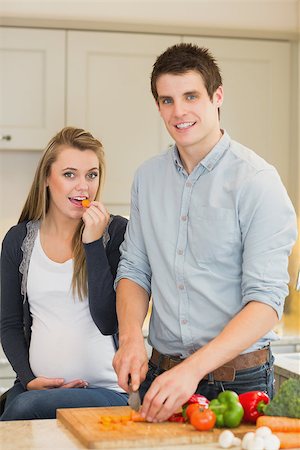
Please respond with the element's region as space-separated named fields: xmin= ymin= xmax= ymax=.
xmin=183 ymin=36 xmax=292 ymax=191
xmin=0 ymin=27 xmax=65 ymax=150
xmin=67 ymin=31 xmax=179 ymax=214
xmin=0 ymin=27 xmax=294 ymax=213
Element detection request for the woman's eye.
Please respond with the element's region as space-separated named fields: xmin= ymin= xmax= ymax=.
xmin=63 ymin=172 xmax=74 ymax=178
xmin=87 ymin=172 xmax=98 ymax=180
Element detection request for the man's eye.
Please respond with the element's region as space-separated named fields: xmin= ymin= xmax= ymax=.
xmin=87 ymin=172 xmax=98 ymax=180
xmin=187 ymin=95 xmax=197 ymax=101
xmin=63 ymin=172 xmax=74 ymax=178
xmin=162 ymin=98 xmax=172 ymax=105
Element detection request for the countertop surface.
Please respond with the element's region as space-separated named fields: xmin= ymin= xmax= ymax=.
xmin=1 ymin=417 xmax=300 ymax=450
xmin=0 ymin=418 xmax=223 ymax=450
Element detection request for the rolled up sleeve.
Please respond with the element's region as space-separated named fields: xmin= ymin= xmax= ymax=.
xmin=115 ymin=172 xmax=152 ymax=294
xmin=240 ymin=169 xmax=297 ymax=319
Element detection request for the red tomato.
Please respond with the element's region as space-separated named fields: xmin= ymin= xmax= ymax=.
xmin=186 ymin=403 xmax=201 ymax=421
xmin=189 ymin=408 xmax=216 ymax=431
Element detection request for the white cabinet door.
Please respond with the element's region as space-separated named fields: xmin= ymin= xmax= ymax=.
xmin=183 ymin=37 xmax=292 ymax=192
xmin=67 ymin=31 xmax=179 ymax=215
xmin=0 ymin=27 xmax=65 ymax=150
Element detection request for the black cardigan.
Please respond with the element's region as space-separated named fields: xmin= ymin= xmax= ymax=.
xmin=0 ymin=216 xmax=127 ymax=388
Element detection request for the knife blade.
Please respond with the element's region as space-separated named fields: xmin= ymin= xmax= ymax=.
xmin=128 ymin=375 xmax=141 ymax=412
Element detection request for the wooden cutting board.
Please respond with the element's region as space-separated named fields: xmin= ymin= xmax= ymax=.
xmin=57 ymin=406 xmax=256 ymax=449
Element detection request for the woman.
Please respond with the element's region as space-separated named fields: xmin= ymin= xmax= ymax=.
xmin=0 ymin=127 xmax=128 ymax=420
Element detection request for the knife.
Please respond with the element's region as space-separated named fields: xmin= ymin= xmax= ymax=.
xmin=128 ymin=375 xmax=141 ymax=412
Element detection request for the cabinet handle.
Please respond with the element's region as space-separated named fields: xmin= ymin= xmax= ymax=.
xmin=0 ymin=134 xmax=12 ymax=141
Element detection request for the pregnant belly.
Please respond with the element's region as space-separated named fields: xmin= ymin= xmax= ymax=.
xmin=29 ymin=322 xmax=118 ymax=388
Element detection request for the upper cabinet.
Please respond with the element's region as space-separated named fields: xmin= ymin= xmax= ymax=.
xmin=67 ymin=31 xmax=179 ymax=212
xmin=0 ymin=27 xmax=294 ymax=213
xmin=183 ymin=36 xmax=292 ymax=190
xmin=0 ymin=27 xmax=65 ymax=150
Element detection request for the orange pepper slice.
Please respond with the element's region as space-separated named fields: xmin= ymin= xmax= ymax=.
xmin=81 ymin=199 xmax=90 ymax=208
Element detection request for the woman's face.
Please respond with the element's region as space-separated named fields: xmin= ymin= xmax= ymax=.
xmin=46 ymin=146 xmax=100 ymax=221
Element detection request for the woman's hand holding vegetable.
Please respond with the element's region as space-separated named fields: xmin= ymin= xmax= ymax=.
xmin=81 ymin=200 xmax=110 ymax=244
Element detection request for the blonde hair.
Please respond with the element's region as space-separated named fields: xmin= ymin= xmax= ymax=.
xmin=19 ymin=127 xmax=106 ymax=300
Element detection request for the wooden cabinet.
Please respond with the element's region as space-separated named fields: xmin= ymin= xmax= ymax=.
xmin=67 ymin=31 xmax=179 ymax=214
xmin=0 ymin=27 xmax=65 ymax=150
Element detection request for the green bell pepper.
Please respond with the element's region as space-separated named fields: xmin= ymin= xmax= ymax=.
xmin=209 ymin=390 xmax=244 ymax=428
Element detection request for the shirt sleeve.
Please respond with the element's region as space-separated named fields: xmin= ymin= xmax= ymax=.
xmin=0 ymin=227 xmax=36 ymax=388
xmin=239 ymin=168 xmax=297 ymax=319
xmin=85 ymin=215 xmax=128 ymax=335
xmin=115 ymin=172 xmax=152 ymax=295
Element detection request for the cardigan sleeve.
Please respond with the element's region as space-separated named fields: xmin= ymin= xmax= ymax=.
xmin=0 ymin=224 xmax=36 ymax=388
xmin=84 ymin=215 xmax=128 ymax=335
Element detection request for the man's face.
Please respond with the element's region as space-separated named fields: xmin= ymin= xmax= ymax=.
xmin=156 ymin=70 xmax=223 ymax=155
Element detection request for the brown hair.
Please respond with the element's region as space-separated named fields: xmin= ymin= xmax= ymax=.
xmin=19 ymin=126 xmax=105 ymax=300
xmin=151 ymin=43 xmax=222 ymax=103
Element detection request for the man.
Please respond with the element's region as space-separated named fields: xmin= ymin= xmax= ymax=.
xmin=113 ymin=43 xmax=297 ymax=423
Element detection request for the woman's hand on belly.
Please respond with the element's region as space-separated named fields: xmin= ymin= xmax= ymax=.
xmin=27 ymin=376 xmax=88 ymax=390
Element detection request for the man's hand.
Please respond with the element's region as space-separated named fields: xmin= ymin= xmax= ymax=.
xmin=82 ymin=201 xmax=110 ymax=244
xmin=113 ymin=336 xmax=149 ymax=392
xmin=140 ymin=359 xmax=200 ymax=422
xmin=27 ymin=377 xmax=88 ymax=390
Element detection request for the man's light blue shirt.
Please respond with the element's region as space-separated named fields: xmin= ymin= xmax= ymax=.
xmin=116 ymin=131 xmax=297 ymax=358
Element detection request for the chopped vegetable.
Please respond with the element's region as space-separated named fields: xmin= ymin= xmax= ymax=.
xmin=98 ymin=410 xmax=145 ymax=430
xmin=256 ymin=416 xmax=300 ymax=433
xmin=130 ymin=410 xmax=145 ymax=422
xmin=81 ymin=199 xmax=90 ymax=208
xmin=239 ymin=391 xmax=270 ymax=423
xmin=209 ymin=390 xmax=244 ymax=428
xmin=262 ymin=378 xmax=300 ymax=418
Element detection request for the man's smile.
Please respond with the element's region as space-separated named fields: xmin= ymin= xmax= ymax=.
xmin=175 ymin=121 xmax=196 ymax=130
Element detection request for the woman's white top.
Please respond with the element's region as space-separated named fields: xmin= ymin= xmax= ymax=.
xmin=27 ymin=231 xmax=121 ymax=391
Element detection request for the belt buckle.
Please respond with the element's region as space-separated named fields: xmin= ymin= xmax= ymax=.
xmin=214 ymin=366 xmax=236 ymax=382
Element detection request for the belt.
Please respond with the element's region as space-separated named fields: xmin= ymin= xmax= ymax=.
xmin=150 ymin=347 xmax=269 ymax=382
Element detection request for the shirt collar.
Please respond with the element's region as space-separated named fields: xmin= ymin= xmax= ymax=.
xmin=171 ymin=130 xmax=231 ymax=173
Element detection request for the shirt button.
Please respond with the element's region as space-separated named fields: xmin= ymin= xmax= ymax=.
xmin=177 ymin=249 xmax=183 ymax=255
xmin=181 ymin=319 xmax=188 ymax=325
xmin=178 ymin=284 xmax=184 ymax=290
xmin=181 ymin=215 xmax=187 ymax=221
xmin=186 ymin=182 xmax=192 ymax=188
